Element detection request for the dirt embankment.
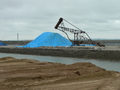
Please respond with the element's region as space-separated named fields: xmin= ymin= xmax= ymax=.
xmin=0 ymin=57 xmax=120 ymax=90
xmin=0 ymin=46 xmax=120 ymax=60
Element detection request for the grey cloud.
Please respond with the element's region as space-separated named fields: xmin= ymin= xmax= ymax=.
xmin=0 ymin=0 xmax=120 ymax=40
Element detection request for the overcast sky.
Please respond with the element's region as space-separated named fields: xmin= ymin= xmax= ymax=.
xmin=0 ymin=0 xmax=120 ymax=40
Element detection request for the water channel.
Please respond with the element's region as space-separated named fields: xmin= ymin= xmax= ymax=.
xmin=0 ymin=53 xmax=120 ymax=72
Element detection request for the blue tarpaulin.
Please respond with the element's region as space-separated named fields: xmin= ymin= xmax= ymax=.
xmin=80 ymin=44 xmax=95 ymax=46
xmin=20 ymin=32 xmax=72 ymax=48
xmin=0 ymin=42 xmax=7 ymax=46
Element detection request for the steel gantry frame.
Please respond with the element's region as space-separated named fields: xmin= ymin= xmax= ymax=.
xmin=54 ymin=17 xmax=94 ymax=46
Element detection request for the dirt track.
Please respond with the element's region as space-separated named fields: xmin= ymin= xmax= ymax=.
xmin=0 ymin=57 xmax=120 ymax=90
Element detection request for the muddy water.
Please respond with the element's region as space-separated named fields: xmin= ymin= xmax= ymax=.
xmin=0 ymin=53 xmax=120 ymax=72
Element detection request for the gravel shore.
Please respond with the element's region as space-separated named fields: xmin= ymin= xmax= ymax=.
xmin=0 ymin=45 xmax=120 ymax=60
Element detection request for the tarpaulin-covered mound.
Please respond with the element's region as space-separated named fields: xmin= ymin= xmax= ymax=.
xmin=21 ymin=32 xmax=72 ymax=48
xmin=0 ymin=42 xmax=7 ymax=46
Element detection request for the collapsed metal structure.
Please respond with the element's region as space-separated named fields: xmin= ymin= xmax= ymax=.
xmin=55 ymin=17 xmax=96 ymax=46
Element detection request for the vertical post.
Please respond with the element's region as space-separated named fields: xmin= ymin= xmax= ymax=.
xmin=74 ymin=33 xmax=79 ymax=46
xmin=17 ymin=33 xmax=19 ymax=45
xmin=74 ymin=33 xmax=75 ymax=45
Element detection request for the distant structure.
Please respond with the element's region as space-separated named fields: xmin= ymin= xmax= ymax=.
xmin=54 ymin=17 xmax=104 ymax=46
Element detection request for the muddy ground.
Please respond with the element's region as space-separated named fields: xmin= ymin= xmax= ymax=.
xmin=0 ymin=57 xmax=120 ymax=90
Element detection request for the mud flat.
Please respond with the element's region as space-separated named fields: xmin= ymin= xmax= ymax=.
xmin=0 ymin=46 xmax=120 ymax=60
xmin=0 ymin=57 xmax=120 ymax=90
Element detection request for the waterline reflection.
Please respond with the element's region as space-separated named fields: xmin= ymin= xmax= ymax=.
xmin=0 ymin=53 xmax=120 ymax=72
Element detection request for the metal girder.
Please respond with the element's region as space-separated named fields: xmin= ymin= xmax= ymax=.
xmin=54 ymin=17 xmax=104 ymax=46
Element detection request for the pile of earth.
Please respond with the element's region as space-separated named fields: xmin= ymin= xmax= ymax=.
xmin=0 ymin=57 xmax=119 ymax=90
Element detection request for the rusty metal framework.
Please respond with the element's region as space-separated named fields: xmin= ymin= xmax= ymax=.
xmin=54 ymin=18 xmax=94 ymax=45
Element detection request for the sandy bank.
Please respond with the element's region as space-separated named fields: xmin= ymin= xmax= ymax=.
xmin=0 ymin=57 xmax=120 ymax=90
